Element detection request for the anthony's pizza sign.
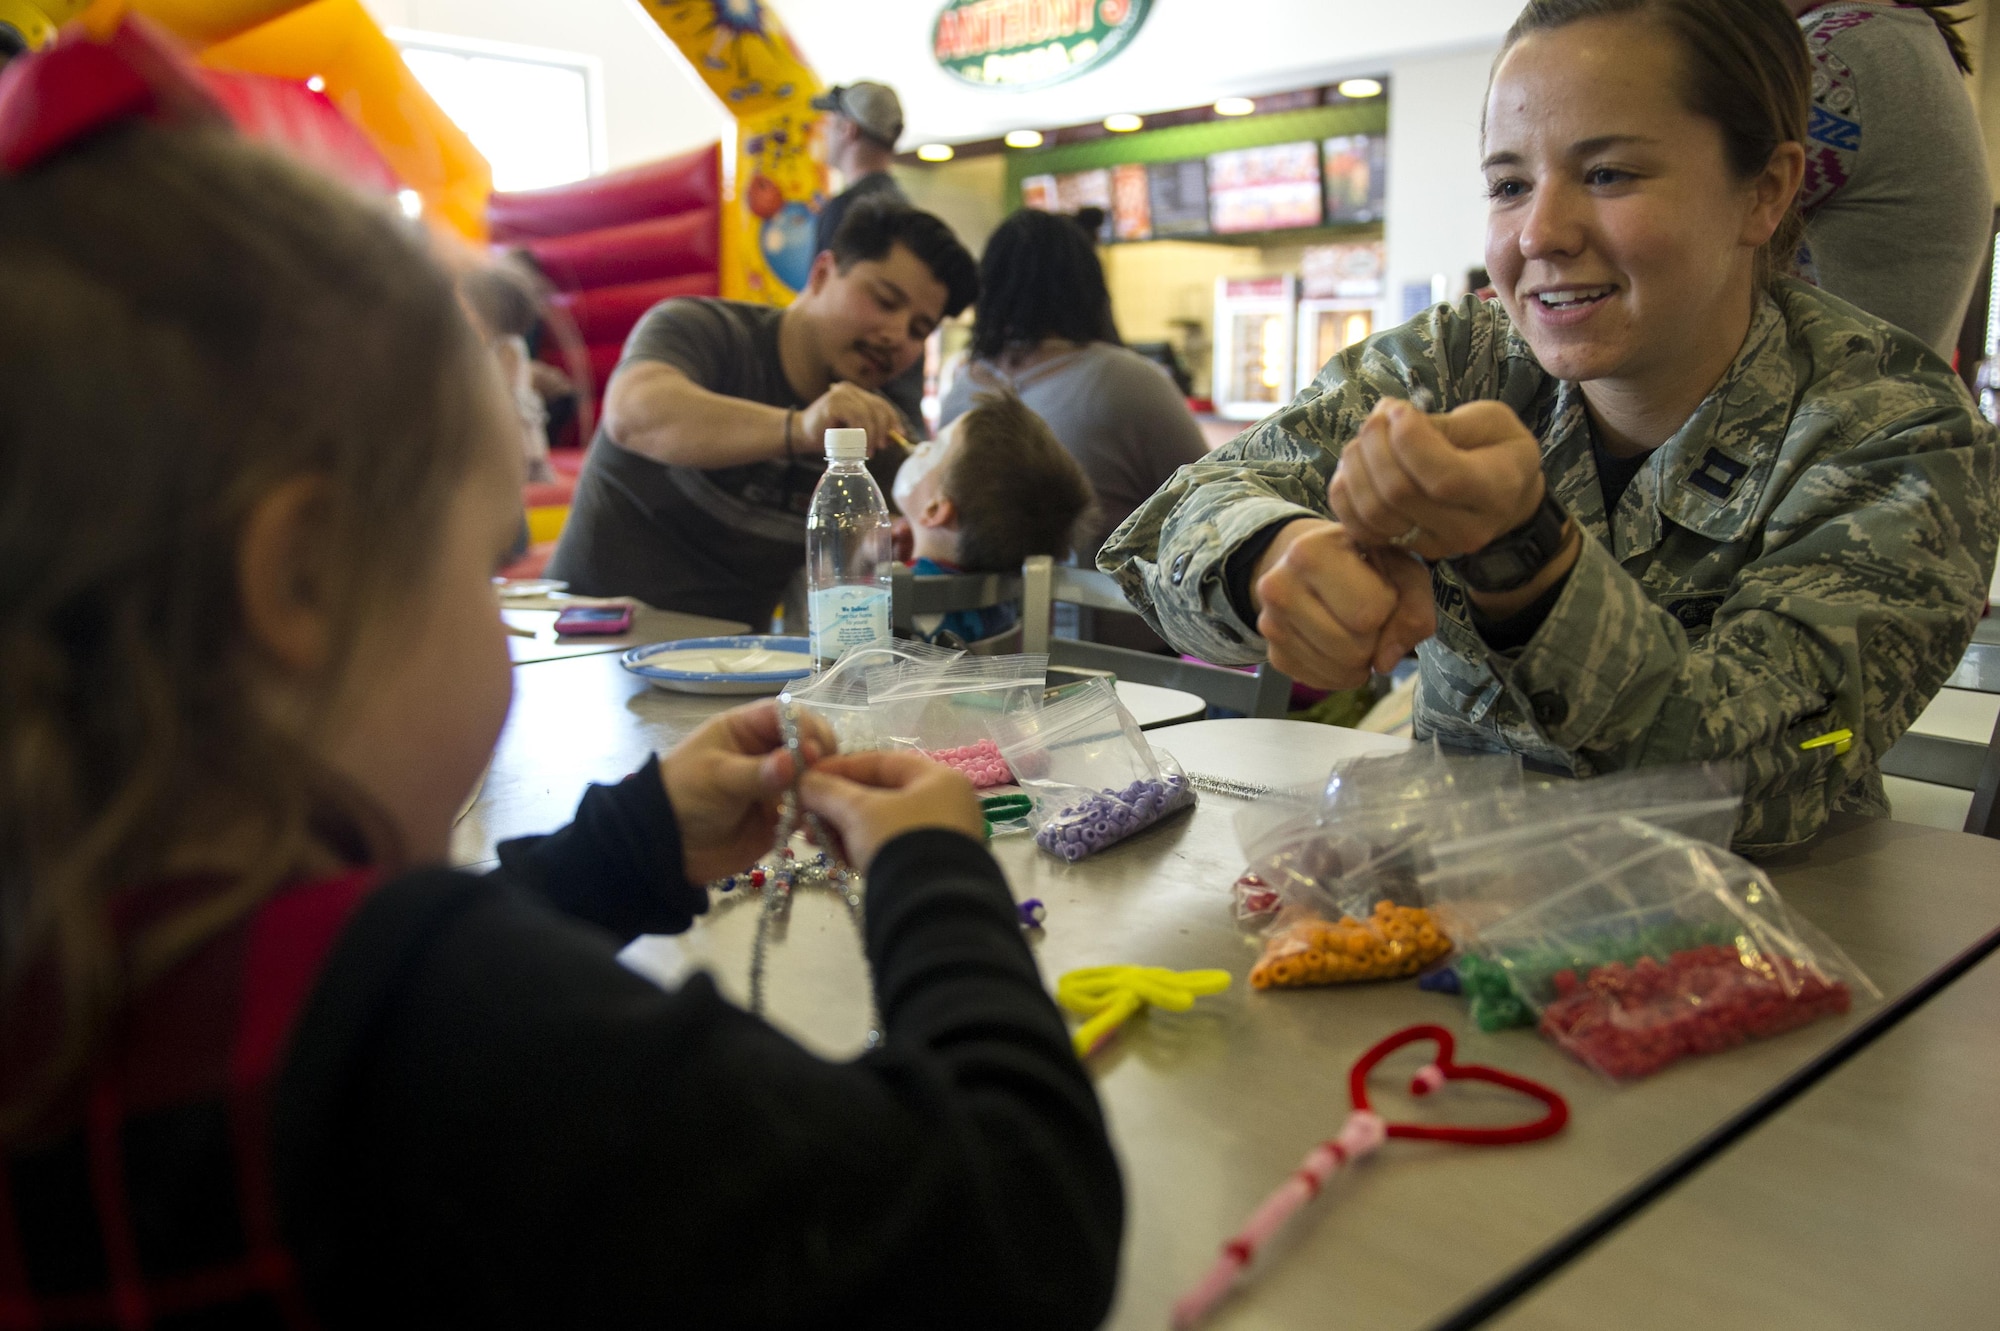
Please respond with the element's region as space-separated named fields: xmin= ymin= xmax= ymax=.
xmin=932 ymin=0 xmax=1152 ymax=90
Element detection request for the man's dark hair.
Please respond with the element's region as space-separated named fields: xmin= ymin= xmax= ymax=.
xmin=970 ymin=207 xmax=1121 ymax=362
xmin=944 ymin=390 xmax=1095 ymax=572
xmin=829 ymin=199 xmax=978 ymax=318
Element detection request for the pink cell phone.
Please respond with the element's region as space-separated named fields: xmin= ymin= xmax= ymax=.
xmin=553 ymin=605 xmax=634 ymax=636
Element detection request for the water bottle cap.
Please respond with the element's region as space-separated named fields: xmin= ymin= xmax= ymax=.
xmin=824 ymin=428 xmax=868 ymax=461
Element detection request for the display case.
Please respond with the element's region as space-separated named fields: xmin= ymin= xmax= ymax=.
xmin=1293 ymin=240 xmax=1385 ymax=394
xmin=1295 ymin=301 xmax=1374 ymax=395
xmin=1212 ymin=274 xmax=1297 ymax=420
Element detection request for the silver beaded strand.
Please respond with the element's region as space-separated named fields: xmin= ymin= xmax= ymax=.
xmin=723 ymin=697 xmax=881 ymax=1047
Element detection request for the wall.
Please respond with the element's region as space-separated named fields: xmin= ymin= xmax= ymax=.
xmin=1383 ymin=42 xmax=1497 ymax=318
xmin=892 ymin=153 xmax=1009 ymax=256
xmin=771 ymin=0 xmax=1518 ymax=147
xmin=1965 ymin=5 xmax=2000 ymax=202
xmin=359 ymin=0 xmax=728 ymax=172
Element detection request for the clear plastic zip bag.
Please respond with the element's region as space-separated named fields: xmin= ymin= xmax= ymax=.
xmin=868 ymin=653 xmax=1047 ymax=788
xmin=1414 ymin=763 xmax=1745 ymax=1029
xmin=779 ymin=640 xmax=960 ymax=754
xmin=1232 ymin=746 xmax=1521 ymax=988
xmin=990 ymin=678 xmax=1196 ymax=862
xmin=1422 ymin=815 xmax=1876 ymax=1079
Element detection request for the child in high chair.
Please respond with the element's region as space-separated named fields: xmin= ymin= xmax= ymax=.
xmin=0 ymin=23 xmax=1119 ymax=1330
xmin=891 ymin=390 xmax=1094 ymax=645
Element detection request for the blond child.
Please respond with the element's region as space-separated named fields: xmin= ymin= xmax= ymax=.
xmin=0 ymin=24 xmax=1118 ymax=1328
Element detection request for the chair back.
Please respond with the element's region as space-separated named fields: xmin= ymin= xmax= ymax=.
xmin=1019 ymin=556 xmax=1292 ymax=717
xmin=888 ymin=564 xmax=1026 ymax=654
xmin=1875 ymin=639 xmax=1999 ymax=837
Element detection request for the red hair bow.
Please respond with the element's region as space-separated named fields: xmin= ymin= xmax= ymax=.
xmin=0 ymin=14 xmax=221 ymax=173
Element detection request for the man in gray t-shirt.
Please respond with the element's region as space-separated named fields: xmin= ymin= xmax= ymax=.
xmin=547 ymin=201 xmax=976 ymax=628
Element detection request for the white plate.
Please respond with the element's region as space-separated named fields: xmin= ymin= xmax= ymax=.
xmin=621 ymin=635 xmax=815 ymax=695
xmin=494 ymin=577 xmax=568 ymax=597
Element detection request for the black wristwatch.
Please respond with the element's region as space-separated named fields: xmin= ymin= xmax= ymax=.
xmin=1447 ymin=492 xmax=1571 ymax=593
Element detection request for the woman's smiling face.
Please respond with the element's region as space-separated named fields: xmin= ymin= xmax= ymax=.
xmin=1482 ymin=14 xmax=1787 ymax=403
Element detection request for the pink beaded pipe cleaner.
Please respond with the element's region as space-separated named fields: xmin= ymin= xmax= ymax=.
xmin=1172 ymin=1024 xmax=1569 ymax=1329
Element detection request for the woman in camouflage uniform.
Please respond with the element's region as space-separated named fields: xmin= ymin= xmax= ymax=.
xmin=1100 ymin=0 xmax=1998 ymax=854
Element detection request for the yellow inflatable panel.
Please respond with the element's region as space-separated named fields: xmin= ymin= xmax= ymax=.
xmin=0 ymin=0 xmax=92 ymax=49
xmin=128 ymin=0 xmax=310 ymax=48
xmin=525 ymin=504 xmax=569 ymax=547
xmin=200 ymin=0 xmax=491 ymax=241
xmin=629 ymin=0 xmax=827 ymax=306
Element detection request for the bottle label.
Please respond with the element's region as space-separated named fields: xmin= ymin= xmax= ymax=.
xmin=809 ymin=585 xmax=891 ymax=663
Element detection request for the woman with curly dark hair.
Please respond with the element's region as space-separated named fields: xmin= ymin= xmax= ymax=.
xmin=939 ymin=206 xmax=1208 ymax=564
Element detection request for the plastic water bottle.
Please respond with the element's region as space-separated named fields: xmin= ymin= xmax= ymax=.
xmin=805 ymin=427 xmax=892 ymax=668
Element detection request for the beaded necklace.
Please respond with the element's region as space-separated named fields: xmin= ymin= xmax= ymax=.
xmin=709 ymin=698 xmax=881 ymax=1046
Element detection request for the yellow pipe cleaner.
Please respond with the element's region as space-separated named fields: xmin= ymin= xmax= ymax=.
xmin=1055 ymin=965 xmax=1232 ymax=1059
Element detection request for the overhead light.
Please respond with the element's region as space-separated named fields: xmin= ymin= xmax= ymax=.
xmin=1004 ymin=129 xmax=1045 ymax=149
xmin=1337 ymin=77 xmax=1384 ymax=99
xmin=1103 ymin=112 xmax=1143 ymax=133
xmin=305 ymin=74 xmax=326 ymax=93
xmin=916 ymin=143 xmax=955 ymax=162
xmin=1213 ymin=97 xmax=1255 ymax=117
xmin=397 ymin=189 xmax=423 ymax=219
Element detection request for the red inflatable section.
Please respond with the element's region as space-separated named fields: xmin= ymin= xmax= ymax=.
xmin=201 ymin=69 xmax=399 ymax=195
xmin=487 ymin=144 xmax=724 ymax=460
xmin=595 ymin=340 xmax=629 ymax=380
xmin=550 ymin=273 xmax=719 ymax=343
xmin=488 ymin=143 xmax=721 ymax=241
xmin=516 ymin=208 xmax=720 ymax=292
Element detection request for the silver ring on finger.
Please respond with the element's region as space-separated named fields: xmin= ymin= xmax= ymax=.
xmin=1391 ymin=523 xmax=1423 ymax=547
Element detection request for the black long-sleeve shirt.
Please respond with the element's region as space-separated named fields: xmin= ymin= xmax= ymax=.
xmin=274 ymin=760 xmax=1123 ymax=1328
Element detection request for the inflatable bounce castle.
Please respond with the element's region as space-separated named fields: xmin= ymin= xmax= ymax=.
xmin=1 ymin=0 xmax=832 ymax=558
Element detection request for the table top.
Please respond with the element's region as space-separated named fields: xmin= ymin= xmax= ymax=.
xmin=1115 ymin=680 xmax=1209 ymax=731
xmin=455 ymin=652 xmax=2000 ymax=1331
xmin=1487 ymin=948 xmax=2000 ymax=1331
xmin=502 ymin=604 xmax=748 ymax=665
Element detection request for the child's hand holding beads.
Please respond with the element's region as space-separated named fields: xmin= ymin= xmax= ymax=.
xmin=800 ymin=750 xmax=984 ymax=870
xmin=660 ymin=700 xmax=834 ymax=884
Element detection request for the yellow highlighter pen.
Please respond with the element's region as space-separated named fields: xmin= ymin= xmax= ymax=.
xmin=1799 ymin=728 xmax=1854 ymax=757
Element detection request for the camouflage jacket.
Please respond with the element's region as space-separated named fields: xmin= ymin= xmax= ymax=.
xmin=1100 ymin=282 xmax=1999 ymax=853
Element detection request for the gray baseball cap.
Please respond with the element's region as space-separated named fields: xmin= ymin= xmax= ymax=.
xmin=811 ymin=82 xmax=904 ymax=148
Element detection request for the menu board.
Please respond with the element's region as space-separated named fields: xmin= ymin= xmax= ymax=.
xmin=1207 ymin=141 xmax=1324 ymax=235
xmin=1322 ymin=133 xmax=1387 ymax=224
xmin=1019 ymin=173 xmax=1058 ymax=212
xmin=1146 ymin=158 xmax=1210 ymax=238
xmin=1111 ymin=163 xmax=1152 ymax=241
xmin=1054 ymin=168 xmax=1113 ymax=240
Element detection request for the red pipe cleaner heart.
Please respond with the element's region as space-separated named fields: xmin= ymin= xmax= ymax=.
xmin=1348 ymin=1023 xmax=1568 ymax=1145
